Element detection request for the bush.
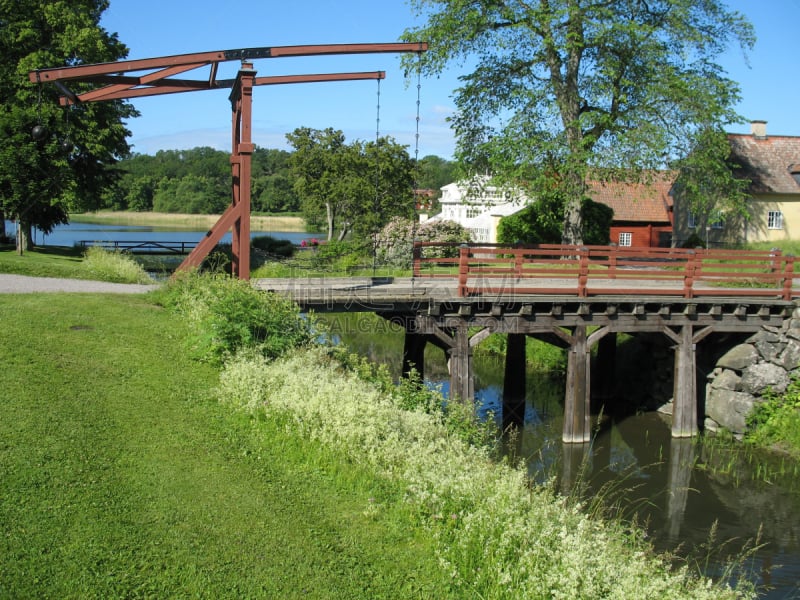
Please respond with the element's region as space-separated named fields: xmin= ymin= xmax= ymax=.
xmin=154 ymin=272 xmax=315 ymax=364
xmin=251 ymin=235 xmax=295 ymax=258
xmin=375 ymin=217 xmax=469 ymax=268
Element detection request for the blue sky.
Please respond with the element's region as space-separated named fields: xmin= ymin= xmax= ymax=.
xmin=99 ymin=0 xmax=800 ymax=159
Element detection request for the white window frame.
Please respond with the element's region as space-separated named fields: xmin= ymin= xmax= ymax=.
xmin=618 ymin=232 xmax=632 ymax=247
xmin=768 ymin=210 xmax=784 ymax=230
xmin=687 ymin=212 xmax=697 ymax=229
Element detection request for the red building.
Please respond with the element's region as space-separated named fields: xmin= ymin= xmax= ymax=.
xmin=587 ymin=174 xmax=675 ymax=247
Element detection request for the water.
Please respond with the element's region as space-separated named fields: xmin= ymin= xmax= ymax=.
xmin=2 ymin=219 xmax=315 ymax=247
xmin=323 ymin=312 xmax=800 ymax=598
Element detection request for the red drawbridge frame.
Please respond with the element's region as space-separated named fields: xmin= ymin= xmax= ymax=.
xmin=29 ymin=42 xmax=427 ymax=279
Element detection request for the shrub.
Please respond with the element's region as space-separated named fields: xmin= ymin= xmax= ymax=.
xmin=154 ymin=272 xmax=315 ymax=364
xmin=375 ymin=217 xmax=469 ymax=268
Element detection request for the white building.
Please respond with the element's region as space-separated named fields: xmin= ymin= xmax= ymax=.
xmin=425 ymin=177 xmax=531 ymax=242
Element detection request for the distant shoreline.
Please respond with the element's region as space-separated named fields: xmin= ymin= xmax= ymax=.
xmin=71 ymin=211 xmax=308 ymax=232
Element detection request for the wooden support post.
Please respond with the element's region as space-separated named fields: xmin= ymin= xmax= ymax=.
xmin=448 ymin=323 xmax=473 ymax=402
xmin=672 ymin=325 xmax=697 ymax=437
xmin=502 ymin=333 xmax=526 ymax=430
xmin=563 ymin=325 xmax=591 ymax=443
xmin=402 ymin=330 xmax=427 ymax=380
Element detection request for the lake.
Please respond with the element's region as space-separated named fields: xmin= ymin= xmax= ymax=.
xmin=2 ymin=219 xmax=317 ymax=248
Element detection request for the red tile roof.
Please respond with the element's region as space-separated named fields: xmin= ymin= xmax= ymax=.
xmin=728 ymin=134 xmax=800 ymax=195
xmin=587 ymin=173 xmax=675 ymax=224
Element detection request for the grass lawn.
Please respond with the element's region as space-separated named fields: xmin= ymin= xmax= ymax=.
xmin=0 ymin=293 xmax=446 ymax=598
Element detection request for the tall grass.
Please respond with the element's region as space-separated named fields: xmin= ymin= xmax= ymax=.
xmin=82 ymin=246 xmax=153 ymax=283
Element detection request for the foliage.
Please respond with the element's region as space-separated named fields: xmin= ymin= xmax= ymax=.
xmin=498 ymin=196 xmax=612 ymax=245
xmin=82 ymin=246 xmax=152 ymax=283
xmin=0 ymin=293 xmax=449 ymax=598
xmin=104 ymin=146 xmax=300 ymax=215
xmin=0 ymin=0 xmax=136 ymax=250
xmin=745 ymin=378 xmax=800 ymax=457
xmin=672 ymin=127 xmax=751 ymax=231
xmin=153 ymin=272 xmax=315 ymax=364
xmin=402 ymin=0 xmax=754 ymax=245
xmin=287 ymin=127 xmax=415 ymax=241
xmin=217 ymin=348 xmax=754 ymax=599
xmin=375 ymin=216 xmax=470 ymax=268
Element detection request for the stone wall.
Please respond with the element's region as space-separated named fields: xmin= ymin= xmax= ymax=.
xmin=704 ymin=307 xmax=800 ymax=435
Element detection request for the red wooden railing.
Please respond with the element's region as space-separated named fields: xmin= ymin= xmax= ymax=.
xmin=411 ymin=243 xmax=799 ymax=300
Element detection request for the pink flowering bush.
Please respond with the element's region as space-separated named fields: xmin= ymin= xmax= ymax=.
xmin=374 ymin=217 xmax=469 ymax=268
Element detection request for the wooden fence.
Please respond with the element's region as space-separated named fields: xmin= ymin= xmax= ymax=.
xmin=412 ymin=242 xmax=799 ymax=300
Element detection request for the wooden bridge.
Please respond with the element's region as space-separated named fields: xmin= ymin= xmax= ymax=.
xmin=256 ymin=243 xmax=799 ymax=443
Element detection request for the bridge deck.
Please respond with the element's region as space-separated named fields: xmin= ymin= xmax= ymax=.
xmin=254 ymin=275 xmax=797 ymax=315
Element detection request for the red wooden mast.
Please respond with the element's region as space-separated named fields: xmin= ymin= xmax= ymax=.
xmin=29 ymin=42 xmax=427 ymax=279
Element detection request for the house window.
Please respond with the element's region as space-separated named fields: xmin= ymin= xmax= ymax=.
xmin=687 ymin=212 xmax=697 ymax=229
xmin=768 ymin=210 xmax=784 ymax=230
xmin=710 ymin=212 xmax=724 ymax=229
xmin=466 ymin=207 xmax=482 ymax=219
xmin=618 ymin=232 xmax=632 ymax=247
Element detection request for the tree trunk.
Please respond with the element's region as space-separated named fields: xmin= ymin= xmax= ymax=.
xmin=561 ymin=168 xmax=585 ymax=246
xmin=325 ymin=202 xmax=335 ymax=242
xmin=16 ymin=220 xmax=33 ymax=254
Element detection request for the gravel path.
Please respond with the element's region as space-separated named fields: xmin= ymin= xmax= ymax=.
xmin=0 ymin=274 xmax=160 ymax=294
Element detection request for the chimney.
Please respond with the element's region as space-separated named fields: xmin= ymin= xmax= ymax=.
xmin=751 ymin=120 xmax=767 ymax=139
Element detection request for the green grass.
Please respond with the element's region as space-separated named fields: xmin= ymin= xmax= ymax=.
xmin=0 ymin=246 xmax=153 ymax=283
xmin=0 ymin=293 xmax=448 ymax=598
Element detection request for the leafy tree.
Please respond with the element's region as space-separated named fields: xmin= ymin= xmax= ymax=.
xmin=0 ymin=0 xmax=136 ymax=251
xmin=287 ymin=127 xmax=415 ymax=241
xmin=497 ymin=195 xmax=611 ymax=245
xmin=417 ymin=154 xmax=457 ymax=192
xmin=402 ymin=0 xmax=754 ymax=245
xmin=672 ymin=126 xmax=750 ymax=233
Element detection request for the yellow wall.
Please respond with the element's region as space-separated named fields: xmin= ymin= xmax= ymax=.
xmin=745 ymin=195 xmax=800 ymax=243
xmin=673 ymin=193 xmax=800 ymax=247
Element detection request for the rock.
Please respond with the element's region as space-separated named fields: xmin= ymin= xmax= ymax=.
xmin=705 ymin=387 xmax=757 ymax=434
xmin=717 ymin=344 xmax=759 ymax=371
xmin=740 ymin=362 xmax=789 ymax=395
xmin=755 ymin=339 xmax=783 ymax=362
xmin=776 ymin=339 xmax=800 ymax=371
xmin=748 ymin=330 xmax=782 ymax=344
xmin=703 ymin=417 xmax=720 ymax=433
xmin=710 ymin=369 xmax=741 ymax=391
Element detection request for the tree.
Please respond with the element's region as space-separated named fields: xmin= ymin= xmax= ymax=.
xmin=287 ymin=127 xmax=415 ymax=241
xmin=402 ymin=0 xmax=754 ymax=245
xmin=0 ymin=0 xmax=136 ymax=252
xmin=497 ymin=195 xmax=611 ymax=245
xmin=672 ymin=126 xmax=749 ymax=235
